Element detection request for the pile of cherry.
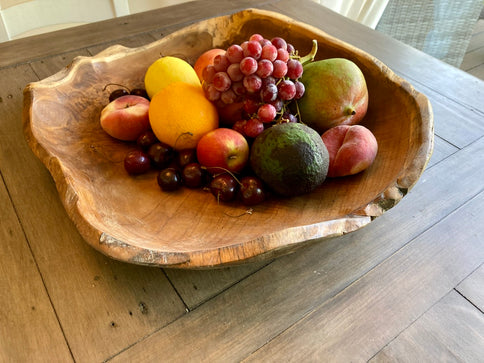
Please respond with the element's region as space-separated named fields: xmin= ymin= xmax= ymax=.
xmin=123 ymin=127 xmax=266 ymax=206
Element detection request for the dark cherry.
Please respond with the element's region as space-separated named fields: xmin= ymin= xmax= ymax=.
xmin=157 ymin=168 xmax=182 ymax=191
xmin=124 ymin=150 xmax=151 ymax=175
xmin=177 ymin=148 xmax=197 ymax=169
xmin=182 ymin=163 xmax=208 ymax=188
xmin=210 ymin=174 xmax=238 ymax=202
xmin=130 ymin=88 xmax=149 ymax=100
xmin=238 ymin=176 xmax=266 ymax=205
xmin=109 ymin=88 xmax=129 ymax=102
xmin=137 ymin=130 xmax=158 ymax=150
xmin=148 ymin=142 xmax=175 ymax=168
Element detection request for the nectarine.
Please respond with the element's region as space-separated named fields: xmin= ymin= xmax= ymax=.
xmin=321 ymin=125 xmax=377 ymax=177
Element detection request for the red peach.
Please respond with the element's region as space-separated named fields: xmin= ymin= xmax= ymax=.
xmin=100 ymin=95 xmax=150 ymax=141
xmin=321 ymin=124 xmax=378 ymax=177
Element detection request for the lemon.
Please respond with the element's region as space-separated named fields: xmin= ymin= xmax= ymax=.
xmin=144 ymin=56 xmax=201 ymax=99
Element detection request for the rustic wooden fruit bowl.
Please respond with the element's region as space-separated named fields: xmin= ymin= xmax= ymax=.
xmin=23 ymin=9 xmax=433 ymax=268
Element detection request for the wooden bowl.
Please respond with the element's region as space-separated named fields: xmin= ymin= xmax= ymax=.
xmin=23 ymin=9 xmax=433 ymax=268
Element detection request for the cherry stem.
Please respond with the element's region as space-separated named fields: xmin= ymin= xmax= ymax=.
xmin=223 ymin=208 xmax=254 ymax=217
xmin=173 ymin=132 xmax=194 ymax=149
xmin=202 ymin=166 xmax=243 ymax=186
xmin=103 ymin=83 xmax=131 ymax=92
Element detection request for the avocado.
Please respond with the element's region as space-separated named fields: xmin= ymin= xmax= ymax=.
xmin=249 ymin=123 xmax=329 ymax=197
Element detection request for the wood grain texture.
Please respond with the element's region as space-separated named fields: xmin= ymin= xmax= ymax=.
xmin=456 ymin=264 xmax=484 ymax=312
xmin=370 ymin=291 xmax=484 ymax=362
xmin=0 ymin=64 xmax=187 ymax=362
xmin=109 ymin=136 xmax=484 ymax=362
xmin=0 ymin=177 xmax=73 ymax=362
xmin=243 ymin=191 xmax=484 ymax=361
xmin=1 ymin=1 xmax=483 ymax=361
xmin=22 ymin=9 xmax=433 ymax=268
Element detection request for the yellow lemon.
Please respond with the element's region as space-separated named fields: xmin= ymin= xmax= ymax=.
xmin=144 ymin=56 xmax=201 ymax=99
xmin=149 ymin=82 xmax=219 ymax=150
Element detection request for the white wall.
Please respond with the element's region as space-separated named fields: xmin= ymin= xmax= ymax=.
xmin=0 ymin=0 xmax=388 ymax=42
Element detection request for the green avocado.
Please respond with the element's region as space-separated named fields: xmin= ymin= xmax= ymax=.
xmin=249 ymin=122 xmax=329 ymax=197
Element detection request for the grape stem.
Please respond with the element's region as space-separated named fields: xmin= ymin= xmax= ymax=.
xmin=299 ymin=40 xmax=318 ymax=65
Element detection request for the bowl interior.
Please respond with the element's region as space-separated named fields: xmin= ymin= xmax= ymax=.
xmin=25 ymin=9 xmax=432 ymax=267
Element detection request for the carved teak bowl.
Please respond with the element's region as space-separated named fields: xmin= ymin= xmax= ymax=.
xmin=23 ymin=9 xmax=433 ymax=268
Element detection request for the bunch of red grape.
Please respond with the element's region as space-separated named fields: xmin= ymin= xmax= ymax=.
xmin=201 ymin=34 xmax=311 ymax=138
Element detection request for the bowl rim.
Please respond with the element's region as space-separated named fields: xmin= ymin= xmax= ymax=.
xmin=23 ymin=8 xmax=434 ymax=268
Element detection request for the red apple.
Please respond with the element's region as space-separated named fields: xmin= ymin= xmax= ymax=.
xmin=100 ymin=95 xmax=150 ymax=141
xmin=196 ymin=128 xmax=249 ymax=173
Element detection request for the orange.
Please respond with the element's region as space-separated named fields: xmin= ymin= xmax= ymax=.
xmin=149 ymin=82 xmax=219 ymax=150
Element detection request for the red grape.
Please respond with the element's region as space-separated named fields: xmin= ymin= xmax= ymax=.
xmin=227 ymin=63 xmax=244 ymax=82
xmin=272 ymin=60 xmax=288 ymax=78
xmin=249 ymin=33 xmax=264 ymax=43
xmin=276 ymin=48 xmax=289 ymax=62
xmin=243 ymin=74 xmax=262 ymax=93
xmin=278 ymin=79 xmax=296 ymax=100
xmin=256 ymin=59 xmax=273 ymax=78
xmin=240 ymin=57 xmax=258 ymax=75
xmin=244 ymin=118 xmax=264 ymax=138
xmin=243 ymin=40 xmax=262 ymax=59
xmin=294 ymin=80 xmax=305 ymax=99
xmin=213 ymin=72 xmax=231 ymax=92
xmin=213 ymin=54 xmax=230 ymax=72
xmin=260 ymin=83 xmax=278 ymax=103
xmin=202 ymin=65 xmax=216 ymax=83
xmin=271 ymin=37 xmax=287 ymax=50
xmin=261 ymin=44 xmax=278 ymax=61
xmin=287 ymin=59 xmax=303 ymax=80
xmin=257 ymin=103 xmax=277 ymax=123
xmin=226 ymin=44 xmax=244 ymax=63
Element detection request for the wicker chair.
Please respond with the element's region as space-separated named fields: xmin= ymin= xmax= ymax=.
xmin=376 ymin=0 xmax=483 ymax=67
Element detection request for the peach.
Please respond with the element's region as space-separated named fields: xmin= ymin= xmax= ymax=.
xmin=321 ymin=125 xmax=378 ymax=177
xmin=100 ymin=95 xmax=150 ymax=141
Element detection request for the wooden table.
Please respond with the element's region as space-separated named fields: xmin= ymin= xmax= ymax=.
xmin=1 ymin=0 xmax=483 ymax=361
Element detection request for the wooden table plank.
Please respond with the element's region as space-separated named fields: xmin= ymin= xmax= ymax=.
xmin=108 ymin=136 xmax=484 ymax=361
xmin=164 ymin=260 xmax=272 ymax=309
xmin=0 ymin=64 xmax=187 ymax=362
xmin=456 ymin=264 xmax=484 ymax=312
xmin=370 ymin=291 xmax=484 ymax=362
xmin=0 ymin=178 xmax=73 ymax=362
xmin=244 ymin=191 xmax=484 ymax=361
xmin=427 ymin=135 xmax=458 ymax=169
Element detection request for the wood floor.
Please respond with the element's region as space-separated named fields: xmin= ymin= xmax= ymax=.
xmin=461 ymin=18 xmax=484 ymax=80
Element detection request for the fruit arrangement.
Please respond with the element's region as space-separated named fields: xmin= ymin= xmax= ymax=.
xmin=99 ymin=34 xmax=378 ymax=207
